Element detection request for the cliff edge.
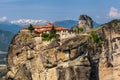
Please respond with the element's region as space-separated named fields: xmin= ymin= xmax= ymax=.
xmin=6 ymin=19 xmax=120 ymax=80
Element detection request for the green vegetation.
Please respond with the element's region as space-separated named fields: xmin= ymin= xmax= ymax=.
xmin=78 ymin=27 xmax=83 ymax=33
xmin=41 ymin=33 xmax=51 ymax=41
xmin=91 ymin=33 xmax=101 ymax=43
xmin=41 ymin=25 xmax=58 ymax=41
xmin=49 ymin=25 xmax=57 ymax=39
xmin=41 ymin=33 xmax=49 ymax=38
xmin=28 ymin=24 xmax=34 ymax=33
xmin=78 ymin=27 xmax=83 ymax=32
xmin=50 ymin=25 xmax=56 ymax=34
xmin=71 ymin=27 xmax=84 ymax=34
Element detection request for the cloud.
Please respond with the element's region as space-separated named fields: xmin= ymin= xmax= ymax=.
xmin=96 ymin=16 xmax=100 ymax=18
xmin=109 ymin=7 xmax=120 ymax=18
xmin=0 ymin=16 xmax=7 ymax=22
xmin=11 ymin=19 xmax=48 ymax=25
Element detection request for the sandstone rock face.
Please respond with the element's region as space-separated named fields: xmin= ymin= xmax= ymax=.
xmin=6 ymin=20 xmax=120 ymax=80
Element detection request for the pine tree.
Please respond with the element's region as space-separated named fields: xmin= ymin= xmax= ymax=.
xmin=28 ymin=24 xmax=34 ymax=33
xmin=49 ymin=25 xmax=57 ymax=39
xmin=50 ymin=25 xmax=56 ymax=34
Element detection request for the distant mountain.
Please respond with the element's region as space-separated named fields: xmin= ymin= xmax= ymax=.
xmin=54 ymin=20 xmax=78 ymax=29
xmin=0 ymin=51 xmax=7 ymax=54
xmin=93 ymin=21 xmax=101 ymax=28
xmin=0 ymin=29 xmax=14 ymax=51
xmin=0 ymin=53 xmax=7 ymax=64
xmin=54 ymin=20 xmax=100 ymax=28
xmin=0 ymin=21 xmax=21 ymax=33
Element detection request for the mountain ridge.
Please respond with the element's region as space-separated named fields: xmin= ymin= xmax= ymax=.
xmin=54 ymin=20 xmax=100 ymax=29
xmin=0 ymin=21 xmax=21 ymax=33
xmin=0 ymin=29 xmax=14 ymax=51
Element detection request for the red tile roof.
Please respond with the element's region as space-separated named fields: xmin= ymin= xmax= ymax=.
xmin=33 ymin=23 xmax=68 ymax=33
xmin=55 ymin=27 xmax=67 ymax=31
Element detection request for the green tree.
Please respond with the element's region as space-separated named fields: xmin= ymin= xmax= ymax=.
xmin=78 ymin=27 xmax=83 ymax=32
xmin=91 ymin=33 xmax=100 ymax=43
xmin=28 ymin=24 xmax=34 ymax=33
xmin=41 ymin=25 xmax=58 ymax=41
xmin=50 ymin=25 xmax=56 ymax=34
xmin=49 ymin=25 xmax=57 ymax=39
xmin=78 ymin=27 xmax=83 ymax=33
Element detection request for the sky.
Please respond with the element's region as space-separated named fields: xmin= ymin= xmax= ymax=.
xmin=0 ymin=0 xmax=120 ymax=24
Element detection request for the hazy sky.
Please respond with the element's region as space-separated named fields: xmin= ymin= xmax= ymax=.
xmin=0 ymin=0 xmax=120 ymax=23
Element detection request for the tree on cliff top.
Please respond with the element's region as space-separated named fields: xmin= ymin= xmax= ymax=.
xmin=49 ymin=25 xmax=57 ymax=39
xmin=28 ymin=24 xmax=34 ymax=33
xmin=50 ymin=25 xmax=56 ymax=34
xmin=42 ymin=25 xmax=57 ymax=41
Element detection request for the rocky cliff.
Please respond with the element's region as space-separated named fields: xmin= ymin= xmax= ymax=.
xmin=78 ymin=15 xmax=93 ymax=29
xmin=6 ymin=19 xmax=120 ymax=80
xmin=72 ymin=15 xmax=93 ymax=32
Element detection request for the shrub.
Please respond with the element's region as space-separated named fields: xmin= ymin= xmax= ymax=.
xmin=77 ymin=27 xmax=84 ymax=33
xmin=42 ymin=37 xmax=51 ymax=41
xmin=49 ymin=33 xmax=57 ymax=39
xmin=91 ymin=33 xmax=100 ymax=43
xmin=41 ymin=33 xmax=51 ymax=41
xmin=78 ymin=27 xmax=83 ymax=32
xmin=41 ymin=33 xmax=49 ymax=38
